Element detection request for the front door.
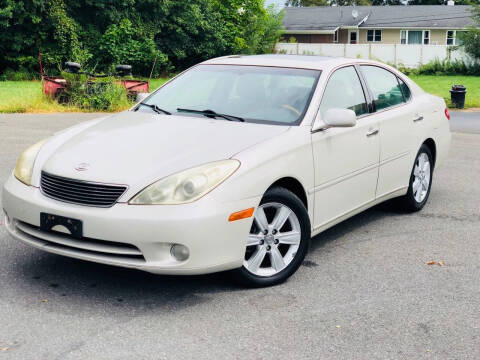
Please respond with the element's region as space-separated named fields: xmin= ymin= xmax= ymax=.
xmin=311 ymin=66 xmax=380 ymax=230
xmin=349 ymin=30 xmax=358 ymax=44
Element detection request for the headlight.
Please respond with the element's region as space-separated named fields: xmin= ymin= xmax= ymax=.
xmin=129 ymin=160 xmax=240 ymax=205
xmin=14 ymin=139 xmax=48 ymax=185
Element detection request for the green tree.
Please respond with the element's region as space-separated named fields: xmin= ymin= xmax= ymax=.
xmin=0 ymin=0 xmax=284 ymax=76
xmin=286 ymin=0 xmax=372 ymax=5
xmin=99 ymin=19 xmax=167 ymax=76
xmin=211 ymin=0 xmax=284 ymax=54
xmin=285 ymin=0 xmax=327 ymax=5
xmin=460 ymin=4 xmax=480 ymax=61
xmin=0 ymin=0 xmax=48 ymax=73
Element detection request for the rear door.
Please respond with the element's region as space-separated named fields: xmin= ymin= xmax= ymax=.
xmin=359 ymin=65 xmax=417 ymax=198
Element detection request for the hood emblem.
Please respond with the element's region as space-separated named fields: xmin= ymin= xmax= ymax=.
xmin=75 ymin=163 xmax=90 ymax=171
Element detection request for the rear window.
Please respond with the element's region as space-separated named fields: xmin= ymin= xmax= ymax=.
xmin=360 ymin=65 xmax=405 ymax=111
xmin=398 ymin=78 xmax=411 ymax=102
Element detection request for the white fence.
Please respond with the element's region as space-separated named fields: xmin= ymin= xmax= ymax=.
xmin=275 ymin=43 xmax=471 ymax=68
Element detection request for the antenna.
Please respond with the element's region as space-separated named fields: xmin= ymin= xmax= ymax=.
xmin=352 ymin=9 xmax=358 ymax=19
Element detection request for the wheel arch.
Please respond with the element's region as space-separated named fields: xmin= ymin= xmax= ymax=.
xmin=266 ymin=177 xmax=308 ymax=210
xmin=423 ymin=138 xmax=437 ymax=166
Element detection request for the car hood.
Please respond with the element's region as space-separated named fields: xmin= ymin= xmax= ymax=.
xmin=42 ymin=111 xmax=289 ymax=189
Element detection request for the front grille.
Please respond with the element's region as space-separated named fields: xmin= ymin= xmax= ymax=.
xmin=40 ymin=171 xmax=127 ymax=207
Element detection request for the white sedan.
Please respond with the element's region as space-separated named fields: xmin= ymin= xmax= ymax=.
xmin=2 ymin=55 xmax=451 ymax=287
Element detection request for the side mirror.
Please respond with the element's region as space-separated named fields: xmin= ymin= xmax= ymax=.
xmin=312 ymin=108 xmax=357 ymax=132
xmin=136 ymin=92 xmax=150 ymax=103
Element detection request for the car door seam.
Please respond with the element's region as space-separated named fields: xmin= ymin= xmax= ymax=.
xmin=308 ymin=162 xmax=378 ymax=195
xmin=379 ymin=150 xmax=410 ymax=167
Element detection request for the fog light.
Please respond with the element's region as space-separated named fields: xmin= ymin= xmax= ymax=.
xmin=170 ymin=244 xmax=189 ymax=261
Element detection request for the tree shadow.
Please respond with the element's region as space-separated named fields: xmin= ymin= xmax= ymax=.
xmin=12 ymin=247 xmax=243 ymax=316
xmin=10 ymin=200 xmax=402 ymax=315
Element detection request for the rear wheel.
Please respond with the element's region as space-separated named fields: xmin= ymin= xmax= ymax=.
xmin=398 ymin=144 xmax=434 ymax=212
xmin=233 ymin=187 xmax=310 ymax=287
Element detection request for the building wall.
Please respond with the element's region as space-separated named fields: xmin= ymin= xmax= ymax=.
xmin=359 ymin=29 xmax=398 ymax=44
xmin=430 ymin=30 xmax=448 ymax=45
xmin=338 ymin=29 xmax=348 ymax=44
xmin=282 ymin=34 xmax=334 ymax=43
xmin=286 ymin=29 xmax=453 ymax=45
xmin=275 ymin=42 xmax=471 ymax=68
xmin=359 ymin=29 xmax=449 ymax=45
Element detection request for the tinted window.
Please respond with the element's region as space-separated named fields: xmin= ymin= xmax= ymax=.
xmin=319 ymin=66 xmax=368 ymax=117
xmin=398 ymin=78 xmax=411 ymax=102
xmin=360 ymin=66 xmax=404 ymax=111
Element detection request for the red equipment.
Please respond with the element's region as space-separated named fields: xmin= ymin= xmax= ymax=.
xmin=42 ymin=76 xmax=67 ymax=97
xmin=38 ymin=53 xmax=149 ymax=99
xmin=120 ymin=80 xmax=149 ymax=96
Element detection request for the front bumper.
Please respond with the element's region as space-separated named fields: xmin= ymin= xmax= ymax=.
xmin=2 ymin=174 xmax=259 ymax=275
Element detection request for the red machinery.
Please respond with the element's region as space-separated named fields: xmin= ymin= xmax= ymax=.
xmin=39 ymin=54 xmax=149 ymax=98
xmin=120 ymin=79 xmax=149 ymax=95
xmin=42 ymin=76 xmax=67 ymax=97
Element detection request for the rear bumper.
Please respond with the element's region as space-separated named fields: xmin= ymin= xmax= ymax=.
xmin=2 ymin=174 xmax=259 ymax=275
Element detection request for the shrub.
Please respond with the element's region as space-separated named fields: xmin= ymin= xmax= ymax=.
xmin=59 ymin=72 xmax=131 ymax=111
xmin=396 ymin=59 xmax=480 ymax=76
xmin=0 ymin=68 xmax=41 ymax=81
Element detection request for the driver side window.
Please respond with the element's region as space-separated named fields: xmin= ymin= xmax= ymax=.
xmin=319 ymin=66 xmax=368 ymax=118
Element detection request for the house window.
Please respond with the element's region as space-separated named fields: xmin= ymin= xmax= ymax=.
xmin=400 ymin=30 xmax=430 ymax=45
xmin=349 ymin=31 xmax=357 ymax=44
xmin=334 ymin=30 xmax=338 ymax=43
xmin=408 ymin=31 xmax=422 ymax=44
xmin=367 ymin=30 xmax=381 ymax=42
xmin=447 ymin=30 xmax=456 ymax=45
xmin=423 ymin=30 xmax=430 ymax=45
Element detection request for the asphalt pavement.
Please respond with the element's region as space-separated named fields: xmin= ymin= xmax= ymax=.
xmin=0 ymin=111 xmax=479 ymax=359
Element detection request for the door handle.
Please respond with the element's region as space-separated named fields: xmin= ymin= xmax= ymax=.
xmin=366 ymin=128 xmax=379 ymax=137
xmin=413 ymin=115 xmax=424 ymax=122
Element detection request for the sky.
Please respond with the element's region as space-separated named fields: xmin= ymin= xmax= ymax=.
xmin=265 ymin=0 xmax=285 ymax=8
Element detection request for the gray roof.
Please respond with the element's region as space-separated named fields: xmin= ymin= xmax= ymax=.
xmin=283 ymin=5 xmax=475 ymax=31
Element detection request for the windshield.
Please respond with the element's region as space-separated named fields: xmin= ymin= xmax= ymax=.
xmin=142 ymin=65 xmax=321 ymax=125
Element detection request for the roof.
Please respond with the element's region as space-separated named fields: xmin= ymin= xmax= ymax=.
xmin=283 ymin=5 xmax=475 ymax=32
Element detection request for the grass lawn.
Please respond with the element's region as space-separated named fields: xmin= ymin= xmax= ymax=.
xmin=0 ymin=78 xmax=170 ymax=113
xmin=410 ymin=75 xmax=480 ymax=109
xmin=0 ymin=75 xmax=478 ymax=113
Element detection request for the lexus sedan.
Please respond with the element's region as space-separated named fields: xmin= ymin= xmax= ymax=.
xmin=2 ymin=55 xmax=451 ymax=287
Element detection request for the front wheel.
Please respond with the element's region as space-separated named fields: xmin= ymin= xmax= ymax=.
xmin=233 ymin=187 xmax=311 ymax=287
xmin=398 ymin=144 xmax=434 ymax=212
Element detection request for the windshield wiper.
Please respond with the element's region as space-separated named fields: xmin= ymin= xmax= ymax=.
xmin=138 ymin=103 xmax=171 ymax=115
xmin=177 ymin=108 xmax=245 ymax=122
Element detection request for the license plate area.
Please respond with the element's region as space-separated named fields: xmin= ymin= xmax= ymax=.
xmin=40 ymin=213 xmax=83 ymax=239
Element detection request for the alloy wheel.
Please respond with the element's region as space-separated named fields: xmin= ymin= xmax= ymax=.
xmin=244 ymin=202 xmax=301 ymax=277
xmin=412 ymin=152 xmax=431 ymax=203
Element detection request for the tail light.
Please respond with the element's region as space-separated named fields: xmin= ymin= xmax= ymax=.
xmin=444 ymin=108 xmax=450 ymax=121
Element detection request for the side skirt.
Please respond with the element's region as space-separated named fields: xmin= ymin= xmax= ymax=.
xmin=310 ymin=186 xmax=408 ymax=237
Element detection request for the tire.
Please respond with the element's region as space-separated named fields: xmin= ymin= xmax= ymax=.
xmin=398 ymin=144 xmax=434 ymax=212
xmin=64 ymin=61 xmax=81 ymax=74
xmin=232 ymin=187 xmax=311 ymax=287
xmin=115 ymin=64 xmax=132 ymax=76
